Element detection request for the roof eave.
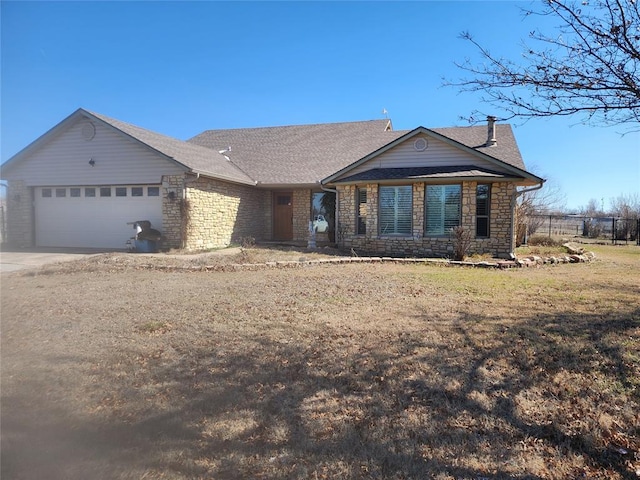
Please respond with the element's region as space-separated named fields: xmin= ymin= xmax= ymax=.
xmin=255 ymin=182 xmax=321 ymax=190
xmin=328 ymin=175 xmax=531 ymax=187
xmin=190 ymin=170 xmax=257 ymax=186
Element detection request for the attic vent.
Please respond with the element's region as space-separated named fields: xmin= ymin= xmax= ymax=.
xmin=81 ymin=122 xmax=96 ymax=141
xmin=414 ymin=138 xmax=428 ymax=151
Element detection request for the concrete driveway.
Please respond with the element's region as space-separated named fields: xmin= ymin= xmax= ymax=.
xmin=0 ymin=248 xmax=110 ymax=273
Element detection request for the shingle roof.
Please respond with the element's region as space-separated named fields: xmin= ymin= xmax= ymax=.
xmin=189 ymin=121 xmax=529 ymax=185
xmin=335 ymin=166 xmax=515 ymax=184
xmin=431 ymin=124 xmax=526 ymax=170
xmin=3 ymin=109 xmax=533 ymax=187
xmin=188 ymin=120 xmax=404 ymax=185
xmin=85 ymin=110 xmax=256 ymax=185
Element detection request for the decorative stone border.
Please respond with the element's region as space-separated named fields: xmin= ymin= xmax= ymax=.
xmin=515 ymin=251 xmax=596 ymax=267
xmin=136 ymin=250 xmax=595 ymax=273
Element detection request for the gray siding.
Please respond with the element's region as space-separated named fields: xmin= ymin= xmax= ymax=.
xmin=344 ymin=134 xmax=500 ymax=178
xmin=3 ymin=117 xmax=186 ymax=186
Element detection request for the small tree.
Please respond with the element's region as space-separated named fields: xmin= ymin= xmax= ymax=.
xmin=515 ymin=173 xmax=566 ymax=245
xmin=610 ymin=192 xmax=640 ymax=239
xmin=581 ymin=197 xmax=606 ymax=238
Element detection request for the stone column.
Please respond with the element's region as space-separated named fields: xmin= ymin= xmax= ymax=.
xmin=6 ymin=180 xmax=33 ymax=248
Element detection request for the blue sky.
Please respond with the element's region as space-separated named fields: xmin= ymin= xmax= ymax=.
xmin=2 ymin=1 xmax=638 ymax=210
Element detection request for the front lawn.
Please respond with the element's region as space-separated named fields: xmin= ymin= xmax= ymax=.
xmin=1 ymin=244 xmax=638 ymax=479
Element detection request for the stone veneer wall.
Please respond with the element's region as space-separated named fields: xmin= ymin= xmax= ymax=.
xmin=338 ymin=181 xmax=516 ymax=258
xmin=161 ymin=175 xmax=185 ymax=249
xmin=5 ymin=180 xmax=33 ymax=247
xmin=292 ymin=189 xmax=311 ymax=242
xmin=163 ymin=175 xmax=269 ymax=251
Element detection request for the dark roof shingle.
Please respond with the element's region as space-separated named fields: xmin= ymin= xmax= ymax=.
xmin=188 ymin=120 xmax=404 ymax=185
xmin=189 ymin=121 xmax=528 ymax=185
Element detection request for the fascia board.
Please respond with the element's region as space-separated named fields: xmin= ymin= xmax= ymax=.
xmin=255 ymin=182 xmax=319 ymax=190
xmin=190 ymin=170 xmax=257 ymax=186
xmin=328 ymin=175 xmax=529 ymax=187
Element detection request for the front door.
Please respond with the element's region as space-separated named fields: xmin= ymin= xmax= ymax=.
xmin=273 ymin=192 xmax=293 ymax=240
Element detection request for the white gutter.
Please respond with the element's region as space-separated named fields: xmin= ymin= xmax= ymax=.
xmin=510 ymin=180 xmax=546 ymax=256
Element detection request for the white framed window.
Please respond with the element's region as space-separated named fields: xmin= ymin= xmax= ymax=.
xmin=425 ymin=184 xmax=461 ymax=236
xmin=476 ymin=184 xmax=490 ymax=237
xmin=357 ymin=187 xmax=367 ymax=235
xmin=379 ymin=185 xmax=412 ymax=235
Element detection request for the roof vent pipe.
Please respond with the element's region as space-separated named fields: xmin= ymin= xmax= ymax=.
xmin=486 ymin=116 xmax=497 ymax=147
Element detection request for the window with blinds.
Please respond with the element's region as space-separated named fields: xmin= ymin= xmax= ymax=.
xmin=425 ymin=184 xmax=461 ymax=236
xmin=379 ymin=186 xmax=412 ymax=235
xmin=357 ymin=188 xmax=367 ymax=235
xmin=476 ymin=184 xmax=490 ymax=237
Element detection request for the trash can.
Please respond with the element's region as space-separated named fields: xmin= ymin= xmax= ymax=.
xmin=134 ymin=239 xmax=158 ymax=253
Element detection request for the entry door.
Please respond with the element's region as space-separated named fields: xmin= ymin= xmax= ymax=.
xmin=273 ymin=192 xmax=293 ymax=240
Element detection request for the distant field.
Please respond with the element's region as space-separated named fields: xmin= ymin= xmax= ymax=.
xmin=2 ymin=244 xmax=638 ymax=479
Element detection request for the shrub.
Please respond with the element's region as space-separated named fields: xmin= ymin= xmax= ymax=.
xmin=450 ymin=226 xmax=472 ymax=261
xmin=527 ymin=235 xmax=564 ymax=247
xmin=240 ymin=236 xmax=256 ymax=249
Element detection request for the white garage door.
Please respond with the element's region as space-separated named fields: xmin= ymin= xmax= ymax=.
xmin=35 ymin=185 xmax=163 ymax=249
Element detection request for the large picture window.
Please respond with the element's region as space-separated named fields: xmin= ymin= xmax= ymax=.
xmin=476 ymin=184 xmax=490 ymax=237
xmin=425 ymin=184 xmax=461 ymax=236
xmin=379 ymin=186 xmax=412 ymax=235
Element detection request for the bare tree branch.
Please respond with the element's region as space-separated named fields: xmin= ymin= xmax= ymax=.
xmin=446 ymin=0 xmax=640 ymax=129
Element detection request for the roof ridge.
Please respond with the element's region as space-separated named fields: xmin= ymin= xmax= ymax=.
xmin=192 ymin=119 xmax=390 ymax=136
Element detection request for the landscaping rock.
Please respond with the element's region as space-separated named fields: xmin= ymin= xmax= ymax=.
xmin=563 ymin=243 xmax=586 ymax=255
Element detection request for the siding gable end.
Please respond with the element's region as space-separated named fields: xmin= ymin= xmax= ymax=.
xmin=2 ymin=115 xmax=187 ymax=186
xmin=344 ymin=133 xmax=500 ymax=178
xmin=324 ymin=126 xmax=541 ymax=185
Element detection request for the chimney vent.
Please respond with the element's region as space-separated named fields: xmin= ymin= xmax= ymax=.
xmin=486 ymin=116 xmax=497 ymax=147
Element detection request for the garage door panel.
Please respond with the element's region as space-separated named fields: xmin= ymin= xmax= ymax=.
xmin=35 ymin=186 xmax=163 ymax=249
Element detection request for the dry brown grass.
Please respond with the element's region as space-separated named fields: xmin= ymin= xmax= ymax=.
xmin=1 ymin=244 xmax=638 ymax=479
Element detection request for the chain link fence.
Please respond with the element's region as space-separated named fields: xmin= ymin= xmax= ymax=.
xmin=524 ymin=214 xmax=640 ymax=246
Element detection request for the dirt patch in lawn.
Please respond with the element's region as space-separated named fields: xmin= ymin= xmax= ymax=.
xmin=1 ymin=245 xmax=638 ymax=479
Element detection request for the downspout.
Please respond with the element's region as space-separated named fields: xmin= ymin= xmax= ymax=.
xmin=320 ymin=184 xmax=338 ymax=245
xmin=510 ymin=180 xmax=545 ymax=256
